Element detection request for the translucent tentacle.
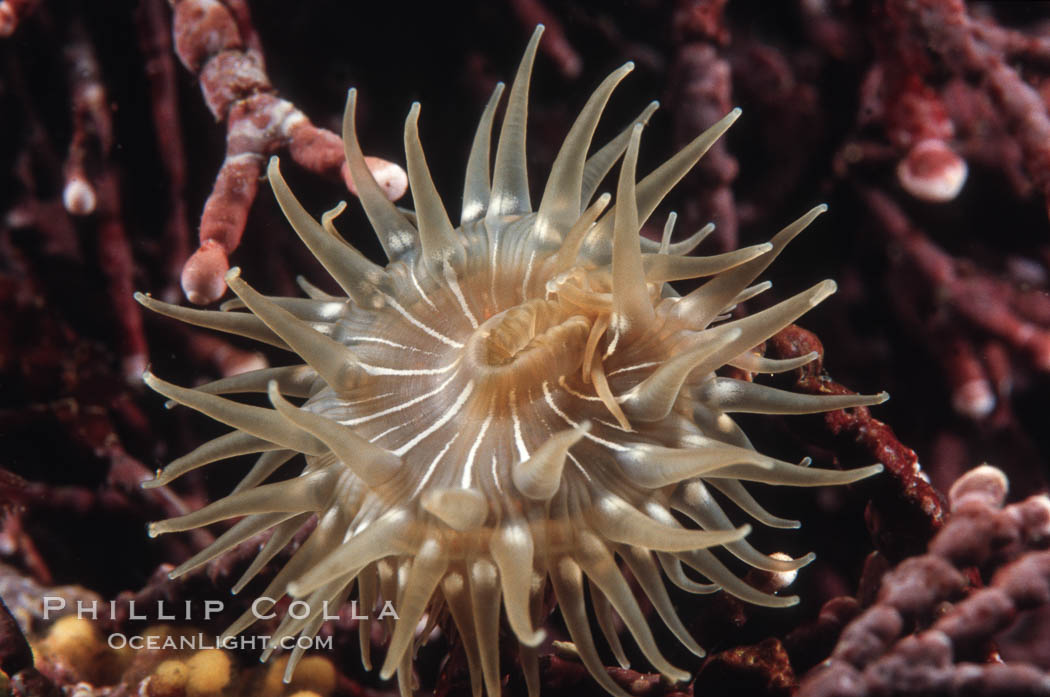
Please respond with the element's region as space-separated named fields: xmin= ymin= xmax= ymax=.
xmin=547 ymin=193 xmax=611 ymax=275
xmin=379 ymin=538 xmax=450 ymax=679
xmin=585 ymin=109 xmax=741 ymax=259
xmin=220 ymin=296 xmax=349 ymax=323
xmin=698 ymin=377 xmax=889 ymax=414
xmin=659 ymin=212 xmax=677 ymax=254
xmin=588 ymin=577 xmax=630 ymax=669
xmin=469 ymin=559 xmax=503 ymax=697
xmin=267 ymin=156 xmax=387 ymax=305
xmin=229 ymin=512 xmax=310 ymax=594
xmin=672 ymin=481 xmax=815 ymax=572
xmin=537 ymin=63 xmax=633 ymax=235
xmin=728 ymin=351 xmax=819 ymax=374
xmin=405 ymin=103 xmax=463 ymax=271
xmin=461 ymin=83 xmax=506 ymax=225
xmin=144 ymin=430 xmax=274 ymax=489
xmin=268 ymin=383 xmax=402 ymax=487
xmin=441 ymin=572 xmax=484 ymax=697
xmin=490 ymin=520 xmax=545 ymax=646
xmin=580 ymin=101 xmax=659 ymax=207
xmin=226 ymin=269 xmax=363 ymax=393
xmin=673 ymin=205 xmax=827 ymax=326
xmin=587 ymin=492 xmax=750 ymax=551
xmin=707 ymin=461 xmax=884 ymax=486
xmin=644 ymin=221 xmax=713 ymax=256
xmin=512 ymin=423 xmax=589 ymax=500
xmin=283 ymin=580 xmax=354 ymax=680
xmin=148 ymin=469 xmax=333 ymax=536
xmin=707 ymin=478 xmax=801 ymax=529
xmin=169 ymin=511 xmax=295 ymax=578
xmin=619 ymin=328 xmax=741 ymax=423
xmin=296 ymin=275 xmax=338 ymax=300
xmin=680 ymin=280 xmax=838 ymax=368
xmin=288 ymin=510 xmax=414 ymax=598
xmin=231 ymin=450 xmax=297 ymax=495
xmin=610 ymin=124 xmax=655 ymax=334
xmin=656 ymin=553 xmax=720 ymax=595
xmin=549 ymin=556 xmax=634 ymax=697
xmin=134 ymin=292 xmax=288 ymax=349
xmin=224 ymin=508 xmax=348 ymax=636
xmin=343 ymin=89 xmax=419 ymax=260
xmin=618 ymin=545 xmax=705 ymax=657
xmin=617 ymin=441 xmax=775 ymax=489
xmin=677 ymin=548 xmax=799 ymax=608
xmin=488 ymin=26 xmax=543 ymax=220
xmin=574 ymin=532 xmax=689 ymax=682
xmin=143 ymin=372 xmax=324 ymax=455
xmin=641 ymin=243 xmax=771 ymax=282
xmin=358 ymin=564 xmax=377 ymax=670
xmin=191 ymin=365 xmax=320 ymax=399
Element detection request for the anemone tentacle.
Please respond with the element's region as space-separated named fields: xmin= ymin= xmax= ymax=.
xmin=140 ymin=25 xmax=886 ymax=697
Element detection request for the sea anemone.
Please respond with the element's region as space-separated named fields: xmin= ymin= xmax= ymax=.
xmin=137 ymin=26 xmax=887 ymax=697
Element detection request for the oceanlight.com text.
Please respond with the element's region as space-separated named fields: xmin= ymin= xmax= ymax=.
xmin=107 ymin=632 xmax=335 ymax=652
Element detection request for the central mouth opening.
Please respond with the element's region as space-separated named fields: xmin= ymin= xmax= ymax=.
xmin=466 ymin=299 xmax=591 ymax=390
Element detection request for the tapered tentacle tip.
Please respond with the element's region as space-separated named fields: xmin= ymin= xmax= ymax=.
xmin=519 ymin=628 xmax=547 ymax=649
xmin=143 ymin=373 xmax=182 ymax=409
xmin=874 ymin=391 xmax=890 ymax=404
xmin=133 ymin=291 xmax=149 ymax=306
xmin=147 ymin=522 xmax=163 ymax=539
xmin=169 ymin=563 xmax=193 ymax=580
xmin=141 ymin=471 xmax=166 ymax=490
xmin=834 ymin=463 xmax=885 ymax=485
xmin=697 ymin=108 xmax=742 ymax=136
xmin=224 ymin=266 xmax=243 ymax=284
xmin=661 ymin=667 xmax=692 ymax=685
xmin=266 ymin=379 xmax=285 ymax=407
xmin=812 ymin=279 xmax=837 ymax=305
xmin=323 ymin=200 xmax=348 ymax=223
xmin=266 ymin=155 xmax=281 ymax=177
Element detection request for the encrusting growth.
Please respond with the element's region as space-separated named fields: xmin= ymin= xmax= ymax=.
xmin=138 ymin=26 xmax=887 ymax=697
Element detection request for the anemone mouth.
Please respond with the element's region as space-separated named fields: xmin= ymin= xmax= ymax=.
xmin=465 ymin=299 xmax=590 ymax=389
